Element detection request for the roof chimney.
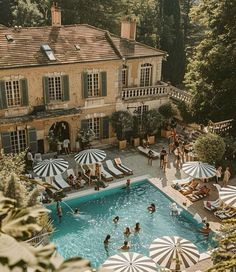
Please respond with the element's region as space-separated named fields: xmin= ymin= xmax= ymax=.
xmin=51 ymin=2 xmax=61 ymax=27
xmin=121 ymin=17 xmax=136 ymax=40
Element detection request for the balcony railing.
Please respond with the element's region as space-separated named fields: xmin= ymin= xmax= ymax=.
xmin=122 ymin=84 xmax=169 ymax=100
xmin=122 ymin=83 xmax=193 ymax=103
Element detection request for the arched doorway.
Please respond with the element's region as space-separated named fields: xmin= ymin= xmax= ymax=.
xmin=48 ymin=121 xmax=70 ymax=152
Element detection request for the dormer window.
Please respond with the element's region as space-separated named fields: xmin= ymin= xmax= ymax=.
xmin=41 ymin=44 xmax=56 ymax=61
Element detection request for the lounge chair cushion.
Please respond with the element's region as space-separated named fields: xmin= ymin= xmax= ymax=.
xmin=137 ymin=146 xmax=160 ymax=158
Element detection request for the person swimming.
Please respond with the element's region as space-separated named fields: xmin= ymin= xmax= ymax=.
xmin=147 ymin=203 xmax=156 ymax=213
xmin=124 ymin=227 xmax=131 ymax=237
xmin=120 ymin=241 xmax=130 ymax=251
xmin=200 ymin=223 xmax=211 ymax=235
xmin=104 ymin=235 xmax=111 ymax=252
xmin=113 ymin=216 xmax=119 ymax=224
xmin=134 ymin=222 xmax=141 ymax=233
xmin=170 ymin=203 xmax=179 ymax=216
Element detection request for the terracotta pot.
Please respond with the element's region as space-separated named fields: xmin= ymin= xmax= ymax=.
xmin=119 ymin=140 xmax=127 ymax=150
xmin=161 ymin=129 xmax=172 ymax=138
xmin=147 ymin=135 xmax=155 ymax=145
xmin=132 ymin=137 xmax=140 ymax=147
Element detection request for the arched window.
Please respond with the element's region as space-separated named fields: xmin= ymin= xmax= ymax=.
xmin=140 ymin=63 xmax=152 ymax=87
xmin=122 ymin=65 xmax=128 ymax=87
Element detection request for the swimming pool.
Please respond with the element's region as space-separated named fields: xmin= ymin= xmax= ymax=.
xmin=49 ymin=179 xmax=216 ymax=268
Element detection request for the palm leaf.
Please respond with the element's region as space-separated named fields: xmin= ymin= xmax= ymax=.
xmin=55 ymin=257 xmax=92 ymax=272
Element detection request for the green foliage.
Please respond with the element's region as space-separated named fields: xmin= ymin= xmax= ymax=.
xmin=110 ymin=111 xmax=133 ymax=141
xmin=176 ymin=101 xmax=194 ymax=124
xmin=160 ymin=0 xmax=185 ymax=85
xmin=142 ymin=109 xmax=163 ymax=136
xmin=158 ymin=102 xmax=176 ymax=119
xmin=132 ymin=115 xmax=140 ymax=138
xmin=208 ymin=219 xmax=236 ymax=272
xmin=76 ymin=128 xmax=95 ymax=150
xmin=185 ymin=0 xmax=236 ymax=123
xmin=194 ymin=133 xmax=226 ymax=164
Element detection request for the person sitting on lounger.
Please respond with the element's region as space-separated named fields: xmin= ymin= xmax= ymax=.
xmin=179 ymin=180 xmax=199 ymax=195
xmin=193 ymin=185 xmax=209 ymax=196
xmin=148 ymin=203 xmax=156 ymax=213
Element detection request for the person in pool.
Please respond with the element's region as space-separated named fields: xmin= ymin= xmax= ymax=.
xmin=124 ymin=227 xmax=131 ymax=237
xmin=125 ymin=179 xmax=131 ymax=189
xmin=104 ymin=235 xmax=111 ymax=252
xmin=120 ymin=241 xmax=130 ymax=251
xmin=147 ymin=203 xmax=156 ymax=213
xmin=134 ymin=222 xmax=141 ymax=233
xmin=200 ymin=223 xmax=211 ymax=235
xmin=113 ymin=216 xmax=119 ymax=224
xmin=74 ymin=208 xmax=80 ymax=214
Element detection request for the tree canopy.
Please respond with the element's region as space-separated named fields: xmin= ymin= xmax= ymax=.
xmin=185 ymin=0 xmax=236 ymax=124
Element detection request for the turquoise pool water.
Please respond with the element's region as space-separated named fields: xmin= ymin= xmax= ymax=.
xmin=49 ymin=180 xmax=216 ymax=268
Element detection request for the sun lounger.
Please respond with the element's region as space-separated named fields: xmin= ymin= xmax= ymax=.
xmin=187 ymin=191 xmax=210 ymax=202
xmin=137 ymin=146 xmax=160 ymax=158
xmin=203 ymin=199 xmax=221 ymax=211
xmin=100 ymin=164 xmax=113 ymax=181
xmin=54 ymin=174 xmax=70 ymax=189
xmin=105 ymin=160 xmax=124 ymax=178
xmin=214 ymin=209 xmax=236 ymax=219
xmin=114 ymin=158 xmax=133 ymax=175
xmin=67 ymin=168 xmax=76 ymax=177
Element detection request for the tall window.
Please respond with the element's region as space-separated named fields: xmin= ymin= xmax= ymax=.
xmin=122 ymin=65 xmax=128 ymax=87
xmin=87 ymin=73 xmax=99 ymax=97
xmin=48 ymin=76 xmax=62 ymax=101
xmin=88 ymin=117 xmax=100 ymax=139
xmin=140 ymin=63 xmax=152 ymax=87
xmin=137 ymin=105 xmax=149 ymax=127
xmin=10 ymin=130 xmax=27 ymax=153
xmin=5 ymin=80 xmax=21 ymax=107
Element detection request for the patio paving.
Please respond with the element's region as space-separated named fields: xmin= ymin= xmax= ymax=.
xmin=43 ymin=138 xmax=236 ymax=272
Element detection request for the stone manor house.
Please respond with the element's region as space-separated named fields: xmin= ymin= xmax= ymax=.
xmin=0 ymin=5 xmax=188 ymax=154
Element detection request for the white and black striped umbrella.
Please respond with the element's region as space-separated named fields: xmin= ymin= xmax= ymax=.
xmin=219 ymin=185 xmax=236 ymax=208
xmin=182 ymin=161 xmax=216 ymax=179
xmin=102 ymin=252 xmax=157 ymax=272
xmin=149 ymin=236 xmax=200 ymax=270
xmin=74 ymin=149 xmax=106 ymax=164
xmin=33 ymin=158 xmax=69 ymax=177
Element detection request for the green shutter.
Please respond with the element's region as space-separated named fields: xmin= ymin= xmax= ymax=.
xmin=1 ymin=132 xmax=12 ymax=153
xmin=101 ymin=116 xmax=109 ymax=139
xmin=43 ymin=76 xmax=50 ymax=104
xmin=82 ymin=72 xmax=88 ymax=98
xmin=20 ymin=78 xmax=29 ymax=106
xmin=28 ymin=128 xmax=37 ymax=153
xmin=101 ymin=71 xmax=107 ymax=97
xmin=81 ymin=119 xmax=89 ymax=130
xmin=62 ymin=75 xmax=70 ymax=101
xmin=0 ymin=80 xmax=7 ymax=109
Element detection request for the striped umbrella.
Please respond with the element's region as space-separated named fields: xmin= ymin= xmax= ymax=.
xmin=219 ymin=185 xmax=236 ymax=208
xmin=149 ymin=236 xmax=199 ymax=270
xmin=33 ymin=158 xmax=68 ymax=177
xmin=75 ymin=149 xmax=106 ymax=164
xmin=182 ymin=161 xmax=216 ymax=179
xmin=102 ymin=252 xmax=157 ymax=272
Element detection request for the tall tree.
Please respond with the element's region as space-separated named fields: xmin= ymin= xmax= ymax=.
xmin=159 ymin=0 xmax=185 ymax=86
xmin=0 ymin=0 xmax=13 ymax=26
xmin=184 ymin=0 xmax=236 ymax=124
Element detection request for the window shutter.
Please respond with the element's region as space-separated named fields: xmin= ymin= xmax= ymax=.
xmin=101 ymin=71 xmax=107 ymax=97
xmin=101 ymin=116 xmax=109 ymax=139
xmin=82 ymin=72 xmax=88 ymax=98
xmin=43 ymin=76 xmax=50 ymax=104
xmin=1 ymin=132 xmax=12 ymax=153
xmin=81 ymin=119 xmax=89 ymax=130
xmin=62 ymin=75 xmax=70 ymax=101
xmin=0 ymin=80 xmax=7 ymax=109
xmin=28 ymin=128 xmax=38 ymax=153
xmin=20 ymin=78 xmax=29 ymax=106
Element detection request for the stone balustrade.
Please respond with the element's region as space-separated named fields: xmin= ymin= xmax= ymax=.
xmin=168 ymin=85 xmax=192 ymax=103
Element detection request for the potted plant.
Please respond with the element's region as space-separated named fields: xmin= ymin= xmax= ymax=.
xmin=142 ymin=109 xmax=163 ymax=144
xmin=158 ymin=103 xmax=176 ymax=138
xmin=77 ymin=128 xmax=95 ymax=150
xmin=131 ymin=115 xmax=140 ymax=147
xmin=110 ymin=111 xmax=133 ymax=150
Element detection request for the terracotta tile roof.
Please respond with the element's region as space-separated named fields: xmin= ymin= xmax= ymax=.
xmin=0 ymin=24 xmax=165 ymax=69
